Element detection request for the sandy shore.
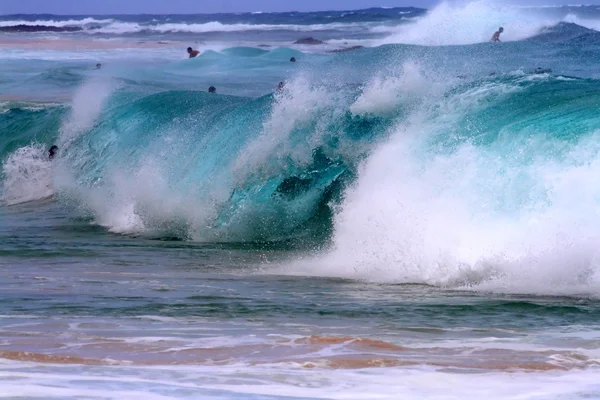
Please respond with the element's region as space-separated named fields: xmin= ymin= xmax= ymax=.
xmin=0 ymin=37 xmax=183 ymax=50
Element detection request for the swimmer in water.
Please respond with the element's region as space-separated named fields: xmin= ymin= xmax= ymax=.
xmin=48 ymin=145 xmax=58 ymax=160
xmin=208 ymin=86 xmax=216 ymax=93
xmin=290 ymin=57 xmax=297 ymax=62
xmin=95 ymin=63 xmax=101 ymax=69
xmin=277 ymin=81 xmax=285 ymax=91
xmin=187 ymin=47 xmax=200 ymax=58
xmin=491 ymin=27 xmax=504 ymax=42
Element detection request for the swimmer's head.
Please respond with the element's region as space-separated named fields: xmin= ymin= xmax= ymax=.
xmin=499 ymin=27 xmax=504 ymax=32
xmin=208 ymin=86 xmax=216 ymax=93
xmin=290 ymin=57 xmax=297 ymax=62
xmin=187 ymin=47 xmax=193 ymax=53
xmin=96 ymin=63 xmax=101 ymax=69
xmin=48 ymin=145 xmax=58 ymax=160
xmin=277 ymin=81 xmax=285 ymax=90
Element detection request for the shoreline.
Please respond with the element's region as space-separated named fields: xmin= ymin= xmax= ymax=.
xmin=0 ymin=37 xmax=182 ymax=50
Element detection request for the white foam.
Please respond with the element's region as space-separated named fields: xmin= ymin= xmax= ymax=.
xmin=285 ymin=73 xmax=600 ymax=297
xmin=350 ymin=62 xmax=443 ymax=116
xmin=70 ymin=158 xmax=187 ymax=234
xmin=59 ymin=136 xmax=216 ymax=236
xmin=51 ymin=77 xmax=163 ymax=234
xmin=563 ymin=12 xmax=600 ymax=31
xmin=0 ymin=363 xmax=599 ymax=400
xmin=82 ymin=21 xmax=371 ymax=35
xmin=233 ymin=75 xmax=332 ymax=182
xmin=379 ymin=1 xmax=561 ymax=46
xmin=1 ymin=145 xmax=54 ymax=205
xmin=0 ymin=16 xmax=376 ymax=36
xmin=0 ymin=18 xmax=114 ymax=28
xmin=59 ymin=78 xmax=116 ymax=146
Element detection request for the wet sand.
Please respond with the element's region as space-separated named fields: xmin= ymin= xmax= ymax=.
xmin=0 ymin=37 xmax=182 ymax=50
xmin=0 ymin=327 xmax=594 ymax=371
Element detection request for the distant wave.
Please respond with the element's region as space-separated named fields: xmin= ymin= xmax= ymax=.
xmin=379 ymin=1 xmax=600 ymax=46
xmin=128 ymin=22 xmax=373 ymax=34
xmin=0 ymin=20 xmax=384 ymax=34
xmin=0 ymin=18 xmax=113 ymax=28
xmin=0 ymin=8 xmax=425 ymax=35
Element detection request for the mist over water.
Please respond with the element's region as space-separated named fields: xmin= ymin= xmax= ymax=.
xmin=2 ymin=2 xmax=600 ymax=399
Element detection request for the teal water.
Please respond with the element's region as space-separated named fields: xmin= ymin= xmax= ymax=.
xmin=2 ymin=4 xmax=600 ymax=399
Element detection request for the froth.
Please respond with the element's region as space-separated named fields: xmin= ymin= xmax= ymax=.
xmin=350 ymin=62 xmax=443 ymax=116
xmin=563 ymin=13 xmax=600 ymax=32
xmin=1 ymin=145 xmax=54 ymax=205
xmin=234 ymin=76 xmax=332 ymax=181
xmin=287 ymin=74 xmax=600 ymax=297
xmin=77 ymin=159 xmax=209 ymax=236
xmin=59 ymin=78 xmax=116 ymax=146
xmin=380 ymin=1 xmax=558 ymax=46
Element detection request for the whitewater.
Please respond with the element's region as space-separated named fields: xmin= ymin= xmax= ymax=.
xmin=2 ymin=2 xmax=600 ymax=399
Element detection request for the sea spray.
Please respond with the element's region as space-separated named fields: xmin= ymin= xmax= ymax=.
xmin=285 ymin=73 xmax=600 ymax=296
xmin=379 ymin=1 xmax=559 ymax=45
xmin=1 ymin=145 xmax=54 ymax=205
xmin=59 ymin=78 xmax=117 ymax=147
xmin=350 ymin=61 xmax=443 ymax=116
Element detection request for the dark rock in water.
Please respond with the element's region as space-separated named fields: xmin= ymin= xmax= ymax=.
xmin=293 ymin=37 xmax=323 ymax=45
xmin=532 ymin=67 xmax=552 ymax=74
xmin=0 ymin=24 xmax=83 ymax=33
xmin=329 ymin=46 xmax=364 ymax=54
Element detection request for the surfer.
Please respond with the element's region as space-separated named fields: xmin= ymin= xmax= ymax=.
xmin=290 ymin=57 xmax=297 ymax=62
xmin=208 ymin=86 xmax=216 ymax=93
xmin=95 ymin=63 xmax=101 ymax=69
xmin=277 ymin=81 xmax=285 ymax=91
xmin=48 ymin=145 xmax=58 ymax=160
xmin=187 ymin=47 xmax=200 ymax=58
xmin=491 ymin=27 xmax=504 ymax=42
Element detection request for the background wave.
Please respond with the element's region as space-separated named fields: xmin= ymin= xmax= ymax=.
xmin=2 ymin=4 xmax=600 ymax=44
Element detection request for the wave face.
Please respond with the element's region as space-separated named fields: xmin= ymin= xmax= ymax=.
xmin=0 ymin=70 xmax=391 ymax=243
xmin=49 ymin=79 xmax=377 ymax=243
xmin=288 ymin=73 xmax=600 ymax=295
xmin=4 ymin=2 xmax=600 ymax=295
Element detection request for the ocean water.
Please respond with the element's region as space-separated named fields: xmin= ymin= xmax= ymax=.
xmin=2 ymin=2 xmax=600 ymax=399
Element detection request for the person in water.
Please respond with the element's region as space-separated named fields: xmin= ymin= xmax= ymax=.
xmin=48 ymin=145 xmax=58 ymax=160
xmin=277 ymin=81 xmax=285 ymax=91
xmin=95 ymin=63 xmax=101 ymax=69
xmin=491 ymin=27 xmax=504 ymax=42
xmin=290 ymin=57 xmax=297 ymax=62
xmin=208 ymin=86 xmax=216 ymax=93
xmin=187 ymin=47 xmax=200 ymax=58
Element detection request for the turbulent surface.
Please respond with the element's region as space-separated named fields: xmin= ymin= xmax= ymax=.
xmin=2 ymin=3 xmax=600 ymax=399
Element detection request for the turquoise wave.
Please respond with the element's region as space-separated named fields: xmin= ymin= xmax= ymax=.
xmin=2 ymin=29 xmax=600 ymax=246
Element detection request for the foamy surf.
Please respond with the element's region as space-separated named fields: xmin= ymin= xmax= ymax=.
xmin=378 ymin=1 xmax=587 ymax=45
xmin=1 ymin=145 xmax=54 ymax=205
